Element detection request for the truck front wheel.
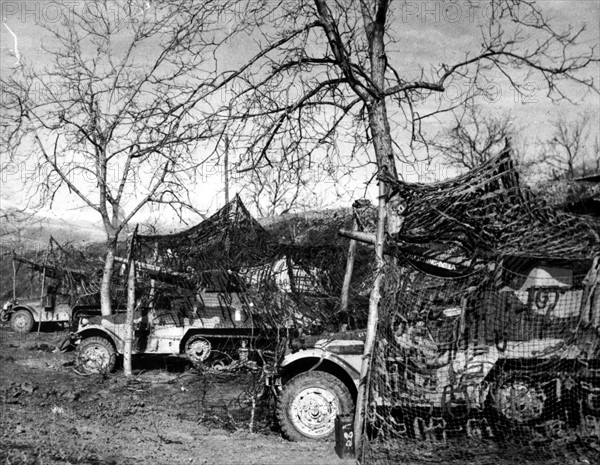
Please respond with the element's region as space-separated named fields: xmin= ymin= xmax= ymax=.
xmin=10 ymin=309 xmax=34 ymax=333
xmin=277 ymin=371 xmax=354 ymax=442
xmin=77 ymin=336 xmax=116 ymax=374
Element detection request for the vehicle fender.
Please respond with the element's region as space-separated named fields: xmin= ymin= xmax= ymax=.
xmin=281 ymin=348 xmax=362 ymax=387
xmin=76 ymin=325 xmax=123 ymax=353
xmin=9 ymin=305 xmax=38 ymax=321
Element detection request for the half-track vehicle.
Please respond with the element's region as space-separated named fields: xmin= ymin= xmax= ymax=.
xmin=73 ymin=289 xmax=270 ymax=373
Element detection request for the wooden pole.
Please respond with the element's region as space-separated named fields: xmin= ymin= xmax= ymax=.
xmin=37 ymin=241 xmax=51 ymax=337
xmin=123 ymin=225 xmax=138 ymax=377
xmin=12 ymin=255 xmax=17 ymax=301
xmin=224 ymin=135 xmax=230 ymax=205
xmin=581 ymin=254 xmax=600 ymax=327
xmin=149 ymin=241 xmax=158 ymax=309
xmin=39 ymin=238 xmax=51 ymax=316
xmin=353 ymin=182 xmax=387 ymax=453
xmin=339 ymin=219 xmax=358 ymax=331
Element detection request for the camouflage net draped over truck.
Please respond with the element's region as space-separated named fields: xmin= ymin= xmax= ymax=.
xmin=360 ymin=151 xmax=600 ymax=464
xmin=131 ymin=195 xmax=373 ymax=366
xmin=11 ymin=237 xmax=105 ymax=301
xmin=1 ymin=237 xmax=113 ymax=331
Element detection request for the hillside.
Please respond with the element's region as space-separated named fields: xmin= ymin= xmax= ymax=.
xmin=1 ymin=210 xmax=105 ymax=254
xmin=0 ymin=209 xmax=106 ymax=300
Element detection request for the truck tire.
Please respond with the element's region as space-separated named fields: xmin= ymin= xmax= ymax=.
xmin=185 ymin=336 xmax=212 ymax=368
xmin=10 ymin=309 xmax=34 ymax=333
xmin=485 ymin=371 xmax=548 ymax=436
xmin=77 ymin=336 xmax=116 ymax=374
xmin=277 ymin=371 xmax=354 ymax=442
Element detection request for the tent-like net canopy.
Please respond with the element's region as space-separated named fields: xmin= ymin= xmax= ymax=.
xmin=9 ymin=237 xmax=108 ymax=307
xmin=383 ymin=149 xmax=599 ymax=263
xmin=360 ymin=150 xmax=600 ymax=464
xmin=137 ymin=194 xmax=276 ymax=274
xmin=132 ymin=195 xmax=372 ymax=364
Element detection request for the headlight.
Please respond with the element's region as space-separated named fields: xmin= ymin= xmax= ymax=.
xmin=2 ymin=301 xmax=11 ymax=311
xmin=80 ymin=318 xmax=90 ymax=327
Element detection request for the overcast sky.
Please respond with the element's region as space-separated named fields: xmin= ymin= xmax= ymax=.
xmin=1 ymin=0 xmax=598 ymax=229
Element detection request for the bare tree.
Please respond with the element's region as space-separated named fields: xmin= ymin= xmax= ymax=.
xmin=544 ymin=112 xmax=600 ymax=180
xmin=1 ymin=0 xmax=244 ymax=315
xmin=226 ymin=1 xmax=597 ymax=177
xmin=220 ymin=0 xmax=598 ymax=447
xmin=237 ymin=146 xmax=346 ymax=217
xmin=0 ymin=207 xmax=39 ymax=240
xmin=432 ymin=104 xmax=516 ymax=170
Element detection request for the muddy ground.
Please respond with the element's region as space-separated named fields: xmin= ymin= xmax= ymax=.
xmin=0 ymin=325 xmax=355 ymax=465
xmin=2 ymin=325 xmax=599 ymax=465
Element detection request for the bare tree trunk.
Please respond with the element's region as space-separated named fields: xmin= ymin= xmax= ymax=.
xmin=100 ymin=235 xmax=117 ymax=316
xmin=100 ymin=229 xmax=118 ymax=316
xmin=352 ymin=7 xmax=399 ymax=447
xmin=353 ymin=179 xmax=387 ymax=453
xmin=352 ymin=2 xmax=398 ymax=439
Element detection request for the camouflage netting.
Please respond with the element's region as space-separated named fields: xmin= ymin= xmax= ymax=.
xmin=360 ymin=150 xmax=600 ymax=464
xmin=9 ymin=237 xmax=108 ymax=307
xmin=132 ymin=195 xmax=373 ymax=366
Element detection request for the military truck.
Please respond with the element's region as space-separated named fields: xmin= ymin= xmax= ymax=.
xmin=270 ymin=257 xmax=600 ymax=442
xmin=1 ymin=256 xmax=102 ymax=333
xmin=1 ymin=288 xmax=101 ymax=333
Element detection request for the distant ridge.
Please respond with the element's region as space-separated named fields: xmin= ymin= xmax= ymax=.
xmin=0 ymin=210 xmax=106 ymax=254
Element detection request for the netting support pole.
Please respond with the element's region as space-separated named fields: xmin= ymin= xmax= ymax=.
xmin=12 ymin=254 xmax=17 ymax=301
xmin=353 ymin=183 xmax=388 ymax=455
xmin=149 ymin=241 xmax=159 ymax=310
xmin=340 ymin=218 xmax=358 ymax=331
xmin=224 ymin=135 xmax=230 ymax=205
xmin=40 ymin=238 xmax=50 ymax=300
xmin=124 ymin=225 xmax=139 ymax=377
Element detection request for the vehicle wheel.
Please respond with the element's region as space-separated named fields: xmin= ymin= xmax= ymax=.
xmin=10 ymin=309 xmax=34 ymax=333
xmin=185 ymin=336 xmax=212 ymax=367
xmin=77 ymin=337 xmax=116 ymax=374
xmin=208 ymin=351 xmax=234 ymax=370
xmin=487 ymin=373 xmax=547 ymax=427
xmin=277 ymin=371 xmax=354 ymax=442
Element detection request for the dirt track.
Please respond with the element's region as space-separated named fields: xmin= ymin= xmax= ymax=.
xmin=0 ymin=325 xmax=355 ymax=465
